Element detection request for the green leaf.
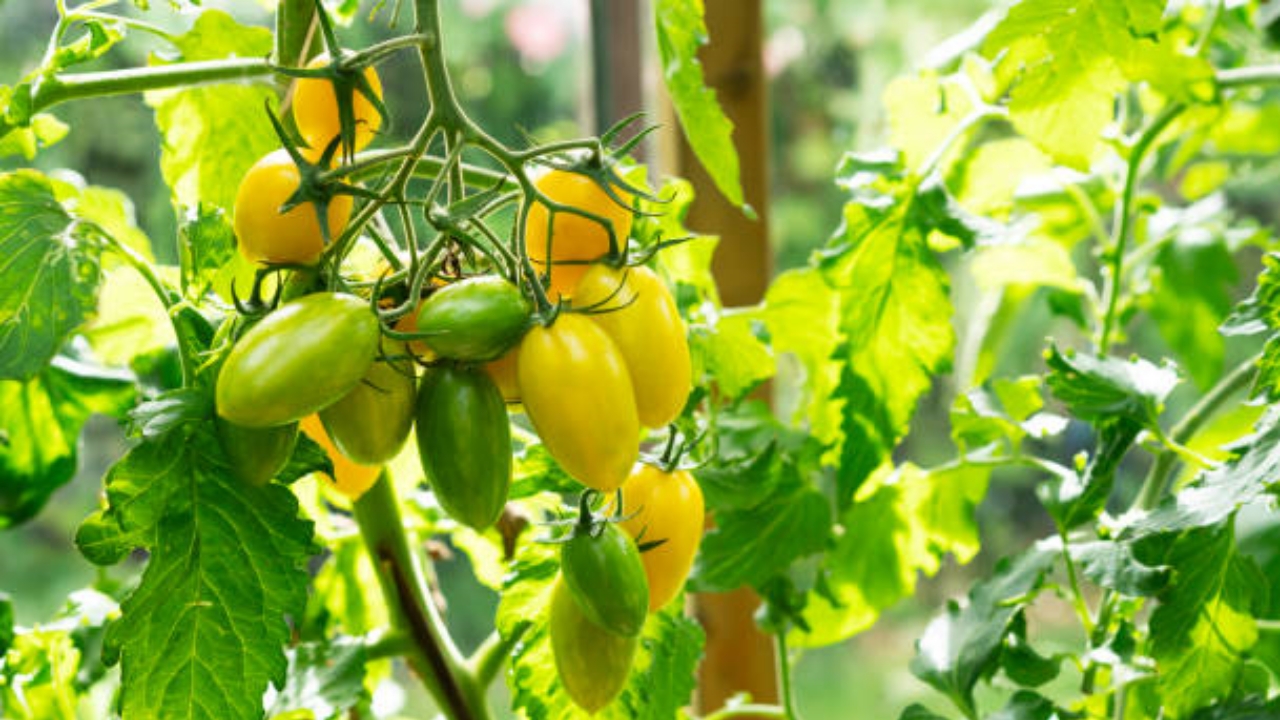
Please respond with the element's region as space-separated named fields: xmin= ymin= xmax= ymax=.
xmin=951 ymin=376 xmax=1059 ymax=455
xmin=1067 ymin=539 xmax=1171 ymax=597
xmin=758 ymin=268 xmax=842 ymax=443
xmin=989 ymin=691 xmax=1060 ymax=720
xmin=983 ymin=0 xmax=1212 ymax=169
xmin=0 ymin=353 xmax=135 ymax=529
xmin=0 ymin=170 xmax=105 ymax=381
xmin=690 ymin=310 xmax=775 ymax=400
xmin=267 ymin=637 xmax=368 ymax=719
xmin=0 ymin=592 xmax=12 ymax=656
xmin=0 ymin=112 xmax=68 ymax=160
xmin=1185 ymin=698 xmax=1280 ymax=720
xmin=820 ymin=157 xmax=956 ymax=506
xmin=1225 ymin=254 xmax=1280 ymax=400
xmin=1044 ymin=345 xmax=1178 ymax=429
xmin=179 ymin=204 xmax=237 ymax=300
xmin=883 ymin=71 xmax=975 ymax=174
xmin=497 ymin=540 xmax=702 ymax=719
xmin=795 ymin=463 xmax=989 ymax=648
xmin=145 ymin=10 xmax=277 ymax=212
xmin=899 ymin=705 xmax=951 ymax=720
xmin=1150 ymin=523 xmax=1264 ymax=718
xmin=82 ymin=426 xmax=314 ymax=720
xmin=909 ymin=546 xmax=1056 ymax=716
xmin=653 ymin=0 xmax=745 ymax=209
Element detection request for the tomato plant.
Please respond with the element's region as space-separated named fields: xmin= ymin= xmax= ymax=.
xmin=8 ymin=0 xmax=1280 ymax=719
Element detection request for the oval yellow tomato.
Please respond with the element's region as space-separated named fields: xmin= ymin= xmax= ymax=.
xmin=573 ymin=264 xmax=691 ymax=428
xmin=517 ymin=314 xmax=638 ymax=492
xmin=233 ymin=149 xmax=353 ymax=264
xmin=292 ymin=54 xmax=383 ymax=155
xmin=614 ymin=464 xmax=704 ymax=611
xmin=300 ymin=414 xmax=381 ymax=500
xmin=524 ymin=169 xmax=633 ymax=299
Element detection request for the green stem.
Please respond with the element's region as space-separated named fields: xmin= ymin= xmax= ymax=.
xmin=1217 ymin=65 xmax=1280 ymax=89
xmin=275 ymin=0 xmax=318 ymax=67
xmin=30 ymin=58 xmax=272 ymax=114
xmin=466 ymin=628 xmax=519 ymax=689
xmin=1255 ymin=619 xmax=1280 ymax=632
xmin=1097 ymin=102 xmax=1184 ymax=354
xmin=775 ymin=631 xmax=800 ymax=719
xmin=1135 ymin=353 xmax=1260 ymax=510
xmin=353 ymin=472 xmax=490 ymax=720
xmin=1059 ymin=531 xmax=1096 ymax=636
xmin=364 ymin=630 xmax=412 ymax=661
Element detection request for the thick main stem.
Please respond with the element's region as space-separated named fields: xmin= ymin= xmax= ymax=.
xmin=353 ymin=473 xmax=489 ymax=720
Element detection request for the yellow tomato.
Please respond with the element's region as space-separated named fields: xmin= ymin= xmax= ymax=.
xmin=292 ymin=54 xmax=384 ymax=155
xmin=484 ymin=347 xmax=521 ymax=403
xmin=573 ymin=264 xmax=691 ymax=428
xmin=614 ymin=464 xmax=704 ymax=611
xmin=516 ymin=314 xmax=639 ymax=492
xmin=524 ymin=169 xmax=633 ymax=299
xmin=300 ymin=414 xmax=380 ymax=500
xmin=233 ymin=149 xmax=353 ymax=264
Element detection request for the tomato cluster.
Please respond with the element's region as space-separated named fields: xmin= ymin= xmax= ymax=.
xmin=218 ymin=72 xmax=704 ymax=710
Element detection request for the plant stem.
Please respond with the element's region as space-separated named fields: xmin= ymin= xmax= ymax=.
xmin=29 ymin=58 xmax=272 ymax=114
xmin=466 ymin=628 xmax=519 ymax=689
xmin=774 ymin=631 xmax=799 ymax=719
xmin=1135 ymin=353 xmax=1260 ymax=510
xmin=353 ymin=472 xmax=490 ymax=720
xmin=1217 ymin=64 xmax=1280 ymax=89
xmin=1097 ymin=102 xmax=1184 ymax=354
xmin=275 ymin=0 xmax=318 ymax=68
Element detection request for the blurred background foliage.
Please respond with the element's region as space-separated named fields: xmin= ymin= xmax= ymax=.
xmin=4 ymin=0 xmax=1272 ymax=717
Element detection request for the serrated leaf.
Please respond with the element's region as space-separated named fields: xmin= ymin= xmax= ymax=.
xmin=1044 ymin=346 xmax=1178 ymax=428
xmin=0 ymin=353 xmax=135 ymax=529
xmin=1068 ymin=539 xmax=1170 ymax=597
xmin=909 ymin=546 xmax=1056 ymax=716
xmin=884 ymin=71 xmax=975 ymax=174
xmin=795 ymin=463 xmax=989 ymax=648
xmin=653 ymin=0 xmax=744 ymax=209
xmin=989 ymin=691 xmax=1059 ymax=720
xmin=1150 ymin=523 xmax=1264 ymax=718
xmin=0 ymin=171 xmax=105 ymax=380
xmin=690 ymin=310 xmax=775 ymax=400
xmin=178 ymin=204 xmax=237 ymax=300
xmin=145 ymin=11 xmax=277 ymax=212
xmin=83 ymin=426 xmax=314 ymax=720
xmin=821 ymin=162 xmax=956 ymax=507
xmin=900 ymin=705 xmax=951 ymax=720
xmin=757 ymin=268 xmax=842 ymax=443
xmin=267 ymin=637 xmax=368 ymax=720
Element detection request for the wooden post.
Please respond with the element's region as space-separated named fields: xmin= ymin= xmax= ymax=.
xmin=589 ymin=0 xmax=648 ymax=158
xmin=660 ymin=0 xmax=778 ymax=714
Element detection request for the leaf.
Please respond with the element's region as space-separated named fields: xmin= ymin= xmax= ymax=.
xmin=0 ymin=170 xmax=104 ymax=381
xmin=1044 ymin=346 xmax=1178 ymax=428
xmin=178 ymin=204 xmax=237 ymax=300
xmin=794 ymin=463 xmax=989 ymax=648
xmin=989 ymin=691 xmax=1060 ymax=720
xmin=899 ymin=705 xmax=952 ymax=720
xmin=951 ymin=376 xmax=1052 ymax=455
xmin=267 ymin=637 xmax=368 ymax=719
xmin=820 ymin=156 xmax=956 ymax=506
xmin=909 ymin=546 xmax=1056 ymax=716
xmin=1149 ymin=523 xmax=1264 ymax=718
xmin=883 ymin=71 xmax=975 ymax=173
xmin=983 ymin=0 xmax=1212 ymax=169
xmin=0 ymin=352 xmax=135 ymax=528
xmin=757 ymin=268 xmax=842 ymax=443
xmin=1068 ymin=539 xmax=1171 ymax=597
xmin=145 ymin=11 xmax=277 ymax=212
xmin=1185 ymin=698 xmax=1280 ymax=720
xmin=689 ymin=310 xmax=775 ymax=400
xmin=496 ymin=540 xmax=702 ymax=720
xmin=653 ymin=0 xmax=745 ymax=209
xmin=970 ymin=237 xmax=1081 ymax=293
xmin=0 ymin=112 xmax=68 ymax=160
xmin=80 ymin=425 xmax=314 ymax=720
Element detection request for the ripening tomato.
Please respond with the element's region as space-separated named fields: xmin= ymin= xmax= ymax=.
xmin=549 ymin=577 xmax=637 ymax=714
xmin=560 ymin=522 xmax=649 ymax=637
xmin=216 ymin=417 xmax=298 ymax=486
xmin=292 ymin=54 xmax=383 ymax=154
xmin=517 ymin=314 xmax=639 ymax=492
xmin=416 ymin=365 xmax=512 ymax=528
xmin=215 ymin=293 xmax=379 ymax=428
xmin=573 ymin=264 xmax=691 ymax=428
xmin=484 ymin=347 xmax=520 ymax=403
xmin=414 ymin=275 xmax=530 ymax=361
xmin=524 ymin=169 xmax=634 ymax=299
xmin=233 ymin=149 xmax=354 ymax=265
xmin=319 ymin=340 xmax=417 ymax=465
xmin=300 ymin=414 xmax=381 ymax=499
xmin=614 ymin=464 xmax=705 ymax=611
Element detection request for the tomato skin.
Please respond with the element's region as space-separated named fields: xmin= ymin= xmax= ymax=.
xmin=573 ymin=264 xmax=692 ymax=428
xmin=524 ymin=169 xmax=634 ymax=299
xmin=415 ymin=276 xmax=530 ymax=361
xmin=416 ymin=365 xmax=512 ymax=528
xmin=233 ymin=149 xmax=353 ymax=264
xmin=292 ymin=54 xmax=383 ymax=154
xmin=615 ymin=465 xmax=705 ymax=611
xmin=549 ymin=577 xmax=637 ymax=714
xmin=319 ymin=340 xmax=417 ymax=465
xmin=516 ymin=314 xmax=639 ymax=492
xmin=483 ymin=347 xmax=520 ymax=403
xmin=216 ymin=293 xmax=379 ymax=428
xmin=216 ymin=417 xmax=298 ymax=486
xmin=300 ymin=414 xmax=381 ymax=499
xmin=561 ymin=522 xmax=649 ymax=637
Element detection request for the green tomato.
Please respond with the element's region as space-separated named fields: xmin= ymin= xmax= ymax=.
xmin=320 ymin=340 xmax=417 ymax=464
xmin=216 ymin=293 xmax=379 ymax=427
xmin=560 ymin=521 xmax=649 ymax=637
xmin=216 ymin=417 xmax=298 ymax=486
xmin=415 ymin=364 xmax=511 ymax=528
xmin=415 ymin=276 xmax=530 ymax=361
xmin=549 ymin=576 xmax=637 ymax=714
